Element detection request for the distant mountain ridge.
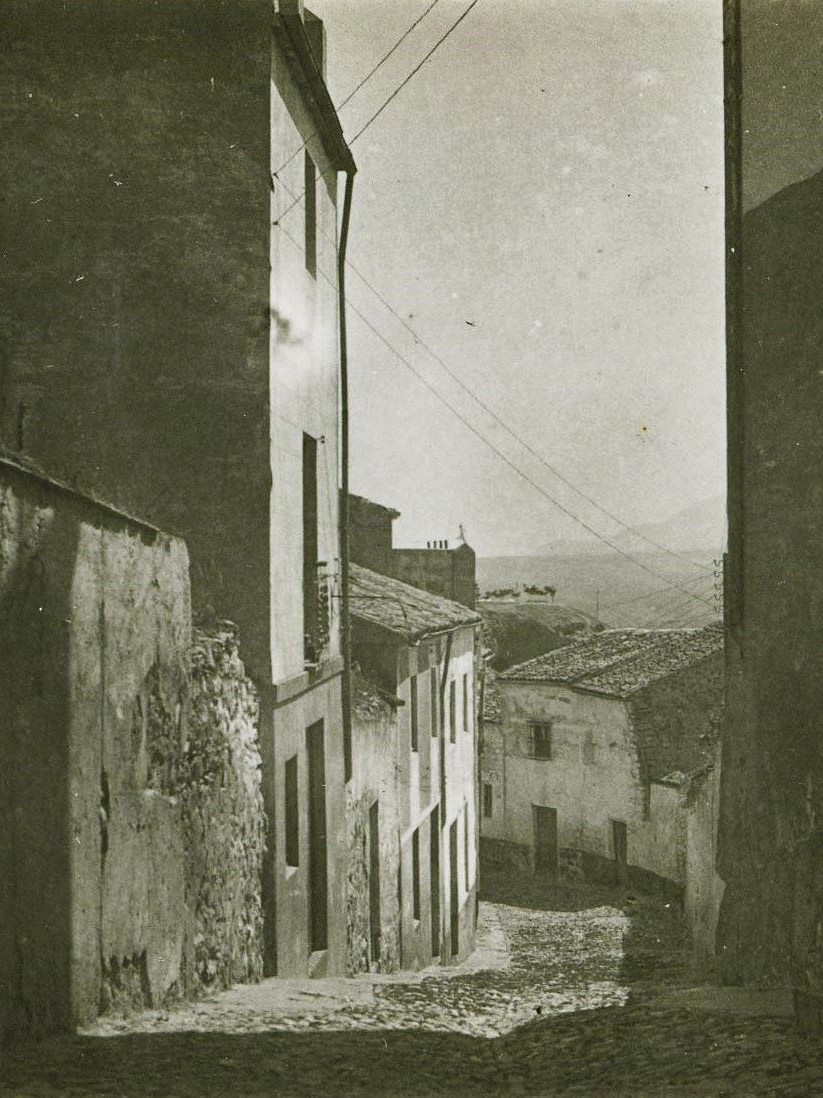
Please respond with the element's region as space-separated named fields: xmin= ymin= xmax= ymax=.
xmin=534 ymin=495 xmax=726 ymax=559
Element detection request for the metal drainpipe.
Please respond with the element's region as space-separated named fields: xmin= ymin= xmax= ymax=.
xmin=339 ymin=168 xmax=355 ymax=782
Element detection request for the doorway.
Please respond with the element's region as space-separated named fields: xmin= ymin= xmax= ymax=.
xmin=306 ymin=719 xmax=328 ymax=953
xmin=368 ymin=800 xmax=381 ymax=964
xmin=430 ymin=805 xmax=441 ymax=957
xmin=532 ymin=804 xmax=558 ymax=876
xmin=611 ymin=819 xmax=628 ymax=887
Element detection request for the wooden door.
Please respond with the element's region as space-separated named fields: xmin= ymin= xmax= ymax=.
xmin=306 ymin=720 xmax=328 ymax=952
xmin=532 ymin=804 xmax=558 ymax=876
xmin=368 ymin=801 xmax=381 ymax=964
xmin=430 ymin=805 xmax=441 ymax=957
xmin=449 ymin=820 xmax=459 ymax=955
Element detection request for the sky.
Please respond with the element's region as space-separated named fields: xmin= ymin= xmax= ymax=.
xmin=307 ymin=0 xmax=726 ymax=557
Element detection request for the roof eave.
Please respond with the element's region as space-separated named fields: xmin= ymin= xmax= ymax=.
xmin=272 ymin=6 xmax=357 ymax=175
xmin=498 ymin=674 xmax=627 ymax=701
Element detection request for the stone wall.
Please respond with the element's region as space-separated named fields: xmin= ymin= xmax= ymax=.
xmin=392 ymin=545 xmax=477 ymax=610
xmin=0 ymin=456 xmax=190 ymax=1041
xmin=182 ymin=622 xmax=265 ymax=995
xmin=0 ymin=458 xmax=267 ymax=1042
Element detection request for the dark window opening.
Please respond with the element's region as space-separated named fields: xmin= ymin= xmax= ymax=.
xmin=304 ymin=151 xmax=317 ymax=278
xmin=462 ymin=672 xmax=469 ymax=732
xmin=449 ymin=680 xmax=456 ymax=743
xmin=464 ymin=807 xmax=470 ymax=886
xmin=430 ymin=666 xmax=438 ymax=736
xmin=410 ymin=674 xmax=419 ymax=752
xmin=285 ymin=754 xmax=299 ymax=868
xmin=483 ymin=783 xmax=493 ymax=818
xmin=530 ymin=722 xmax=552 ymax=759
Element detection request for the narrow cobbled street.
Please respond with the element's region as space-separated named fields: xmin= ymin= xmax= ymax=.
xmin=3 ymin=875 xmax=822 ymax=1098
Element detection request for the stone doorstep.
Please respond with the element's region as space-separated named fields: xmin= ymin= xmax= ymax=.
xmin=651 ymin=986 xmax=795 ymax=1017
xmin=365 ymin=901 xmax=510 ymax=986
xmin=81 ymin=903 xmax=512 ymax=1034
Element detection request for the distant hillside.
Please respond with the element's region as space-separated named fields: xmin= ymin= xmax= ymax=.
xmin=480 ymin=599 xmax=603 ymax=671
xmin=478 ymin=550 xmax=721 ymax=630
xmin=535 ymin=495 xmax=726 ymax=559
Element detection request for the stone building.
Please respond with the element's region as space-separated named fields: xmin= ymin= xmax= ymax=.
xmin=348 ymin=563 xmax=483 ymax=969
xmin=0 ymin=1 xmax=356 ymax=978
xmin=349 ymin=494 xmax=477 ymax=610
xmin=717 ymin=0 xmax=823 ymax=996
xmin=481 ymin=626 xmax=723 ymax=897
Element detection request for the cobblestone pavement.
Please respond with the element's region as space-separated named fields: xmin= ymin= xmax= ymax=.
xmin=3 ymin=873 xmax=823 ymax=1097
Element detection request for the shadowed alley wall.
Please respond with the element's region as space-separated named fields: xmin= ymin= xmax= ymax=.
xmin=0 ymin=0 xmax=272 ymax=678
xmin=717 ymin=0 xmax=823 ymax=989
xmin=0 ymin=457 xmax=191 ymax=1040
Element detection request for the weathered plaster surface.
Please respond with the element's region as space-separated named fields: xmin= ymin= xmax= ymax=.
xmin=0 ymin=460 xmax=190 ymax=1040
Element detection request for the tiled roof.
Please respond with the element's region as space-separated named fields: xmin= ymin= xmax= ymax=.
xmin=481 ymin=668 xmax=501 ymax=723
xmin=498 ymin=624 xmax=723 ymax=698
xmin=350 ymin=563 xmax=481 ymax=642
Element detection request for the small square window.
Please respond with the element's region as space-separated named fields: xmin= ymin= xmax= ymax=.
xmin=530 ymin=722 xmax=552 ymax=760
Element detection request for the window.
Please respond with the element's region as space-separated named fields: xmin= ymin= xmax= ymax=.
xmin=530 ymin=722 xmax=552 ymax=760
xmin=285 ymin=754 xmax=299 ymax=868
xmin=583 ymin=734 xmax=596 ymax=765
xmin=462 ymin=673 xmax=469 ymax=732
xmin=430 ymin=666 xmax=438 ymax=736
xmin=304 ymin=151 xmax=316 ymax=277
xmin=483 ymin=783 xmax=493 ymax=819
xmin=449 ymin=680 xmax=456 ymax=743
xmin=412 ymin=828 xmax=421 ymax=921
xmin=410 ymin=674 xmax=419 ymax=752
xmin=302 ymin=433 xmax=319 ymax=664
xmin=642 ymin=779 xmax=651 ymax=821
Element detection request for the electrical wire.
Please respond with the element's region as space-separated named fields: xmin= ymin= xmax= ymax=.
xmin=275 ymin=220 xmax=714 ymax=610
xmin=273 ymin=0 xmax=481 ymax=224
xmin=272 ymin=0 xmax=442 ymax=178
xmin=273 ymin=173 xmax=713 ymax=573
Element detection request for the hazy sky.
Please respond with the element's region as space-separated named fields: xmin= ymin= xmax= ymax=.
xmin=307 ymin=0 xmax=726 ymax=556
